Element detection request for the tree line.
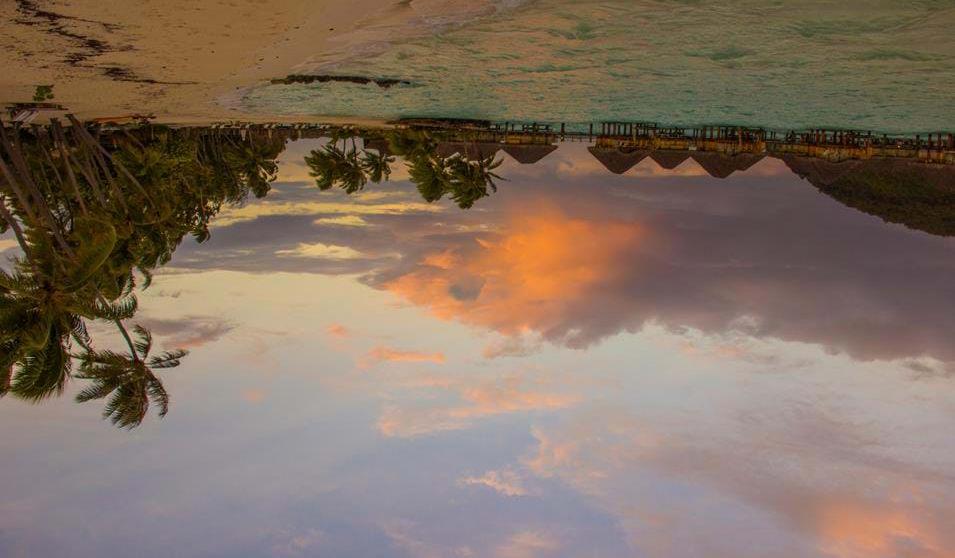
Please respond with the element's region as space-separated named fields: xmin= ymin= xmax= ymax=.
xmin=0 ymin=118 xmax=284 ymax=428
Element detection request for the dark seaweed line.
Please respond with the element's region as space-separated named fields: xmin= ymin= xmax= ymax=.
xmin=271 ymin=74 xmax=413 ymax=89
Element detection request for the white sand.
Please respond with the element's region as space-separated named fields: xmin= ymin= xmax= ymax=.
xmin=0 ymin=0 xmax=406 ymax=124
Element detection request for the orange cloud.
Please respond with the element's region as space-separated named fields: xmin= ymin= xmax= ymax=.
xmin=377 ymin=375 xmax=576 ymax=438
xmin=521 ymin=417 xmax=953 ymax=558
xmin=241 ymin=388 xmax=266 ymax=404
xmin=385 ymin=206 xmax=643 ymax=343
xmin=364 ymin=346 xmax=446 ymax=366
xmin=817 ymin=501 xmax=948 ymax=558
xmin=422 ymin=249 xmax=460 ymax=270
xmin=326 ymin=323 xmax=350 ymax=338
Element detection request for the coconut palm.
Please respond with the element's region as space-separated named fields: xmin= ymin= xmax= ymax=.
xmin=305 ymin=143 xmax=367 ymax=193
xmin=408 ymin=155 xmax=453 ymax=203
xmin=75 ymin=324 xmax=186 ymax=429
xmin=447 ymin=154 xmax=503 ymax=209
xmin=0 ymin=263 xmax=136 ymax=401
xmin=360 ymin=149 xmax=395 ymax=183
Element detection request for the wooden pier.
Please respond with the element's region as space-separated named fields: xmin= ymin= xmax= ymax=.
xmin=196 ymin=118 xmax=955 ymax=168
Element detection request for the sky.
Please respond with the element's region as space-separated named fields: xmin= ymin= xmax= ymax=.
xmin=1 ymin=140 xmax=954 ymax=558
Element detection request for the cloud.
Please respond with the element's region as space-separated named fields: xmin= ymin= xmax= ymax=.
xmin=495 ymin=531 xmax=559 ymax=558
xmin=326 ymin=323 xmax=351 ymax=339
xmin=276 ymin=242 xmax=365 ymax=259
xmin=459 ymin=469 xmax=528 ymax=497
xmin=269 ymin=528 xmax=324 ymax=558
xmin=313 ymin=215 xmax=369 ymax=227
xmin=377 ymin=374 xmax=576 ymax=438
xmin=381 ymin=520 xmax=474 ymax=558
xmin=483 ymin=334 xmax=544 ymax=359
xmin=135 ymin=315 xmax=235 ymax=349
xmin=816 ymin=503 xmax=946 ymax=558
xmin=519 ymin=404 xmax=955 ymax=558
xmin=363 ymin=346 xmax=446 ymax=366
xmin=241 ymin=389 xmax=266 ymax=404
xmin=212 ymin=199 xmax=442 ymax=228
xmin=176 ymin=145 xmax=955 ymax=368
xmin=901 ymin=358 xmax=954 ymax=380
xmin=361 ymin=170 xmax=955 ymax=366
xmin=385 ymin=205 xmax=645 ymax=347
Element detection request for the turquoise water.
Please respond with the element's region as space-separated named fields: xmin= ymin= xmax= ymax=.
xmin=240 ymin=0 xmax=955 ymax=133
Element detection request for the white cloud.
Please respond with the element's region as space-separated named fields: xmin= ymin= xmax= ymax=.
xmin=313 ymin=215 xmax=370 ymax=227
xmin=459 ymin=469 xmax=528 ymax=497
xmin=276 ymin=243 xmax=365 ymax=259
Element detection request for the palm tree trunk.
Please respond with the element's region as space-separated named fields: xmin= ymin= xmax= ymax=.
xmin=50 ymin=120 xmax=89 ymax=215
xmin=0 ymin=156 xmax=40 ymax=224
xmin=0 ymin=195 xmax=33 ymax=259
xmin=0 ymin=126 xmax=74 ymax=255
xmin=66 ymin=115 xmax=154 ymax=209
xmin=113 ymin=318 xmax=140 ymax=363
xmin=55 ymin=122 xmax=108 ymax=208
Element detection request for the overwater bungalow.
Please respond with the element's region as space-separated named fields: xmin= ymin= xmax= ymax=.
xmin=649 ymin=150 xmax=691 ymax=170
xmin=690 ymin=152 xmax=766 ymax=179
xmin=363 ymin=137 xmax=393 ymax=155
xmin=588 ymin=147 xmax=651 ymax=174
xmin=502 ymin=144 xmax=558 ymax=165
xmin=435 ymin=141 xmax=501 ymax=160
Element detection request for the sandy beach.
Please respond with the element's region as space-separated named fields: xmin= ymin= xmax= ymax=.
xmin=0 ymin=0 xmax=403 ymax=124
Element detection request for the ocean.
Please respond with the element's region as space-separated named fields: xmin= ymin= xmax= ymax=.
xmin=237 ymin=0 xmax=955 ymax=133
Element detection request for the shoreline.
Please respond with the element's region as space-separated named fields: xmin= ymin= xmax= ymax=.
xmin=0 ymin=0 xmax=529 ymax=124
xmin=0 ymin=0 xmax=422 ymax=123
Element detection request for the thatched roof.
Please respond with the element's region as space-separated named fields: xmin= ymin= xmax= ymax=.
xmin=363 ymin=137 xmax=392 ymax=155
xmin=502 ymin=144 xmax=558 ymax=164
xmin=588 ymin=147 xmax=650 ymax=174
xmin=778 ymin=155 xmax=864 ymax=186
xmin=649 ymin=150 xmax=691 ymax=170
xmin=435 ymin=141 xmax=500 ymax=160
xmin=690 ymin=152 xmax=766 ymax=179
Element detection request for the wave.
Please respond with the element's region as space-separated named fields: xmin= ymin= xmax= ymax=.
xmin=295 ymin=0 xmax=536 ymax=74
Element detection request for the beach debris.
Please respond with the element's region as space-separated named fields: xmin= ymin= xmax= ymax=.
xmin=270 ymin=74 xmax=412 ymax=89
xmin=5 ymin=102 xmax=67 ymax=124
xmin=88 ymin=114 xmax=156 ymax=126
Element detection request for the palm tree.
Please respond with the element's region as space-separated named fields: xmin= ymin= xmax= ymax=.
xmin=305 ymin=143 xmax=367 ymax=193
xmin=408 ymin=155 xmax=452 ymax=203
xmin=447 ymin=154 xmax=503 ymax=209
xmin=360 ymin=149 xmax=394 ymax=183
xmin=0 ymin=119 xmax=275 ymax=425
xmin=75 ymin=324 xmax=186 ymax=429
xmin=228 ymin=138 xmax=280 ymax=198
xmin=305 ymin=143 xmax=346 ymax=190
xmin=0 ymin=263 xmax=135 ymax=401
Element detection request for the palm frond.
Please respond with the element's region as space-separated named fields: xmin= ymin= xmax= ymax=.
xmin=132 ymin=324 xmax=152 ymax=359
xmin=148 ymin=349 xmax=187 ymax=369
xmin=10 ymin=337 xmax=71 ymax=402
xmin=88 ymin=294 xmax=138 ymax=320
